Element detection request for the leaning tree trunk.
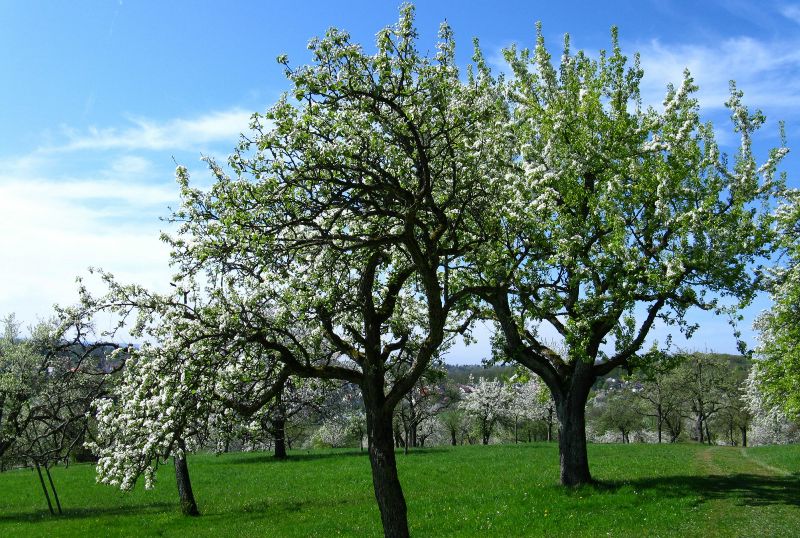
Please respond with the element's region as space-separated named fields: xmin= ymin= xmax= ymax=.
xmin=174 ymin=438 xmax=199 ymax=516
xmin=364 ymin=388 xmax=409 ymax=538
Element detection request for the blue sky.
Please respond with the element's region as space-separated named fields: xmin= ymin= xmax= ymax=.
xmin=1 ymin=0 xmax=798 ymax=362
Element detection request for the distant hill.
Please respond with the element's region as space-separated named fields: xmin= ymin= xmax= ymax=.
xmin=443 ymin=363 xmax=517 ymax=384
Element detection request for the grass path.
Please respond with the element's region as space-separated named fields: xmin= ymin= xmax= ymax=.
xmin=686 ymin=446 xmax=800 ymax=537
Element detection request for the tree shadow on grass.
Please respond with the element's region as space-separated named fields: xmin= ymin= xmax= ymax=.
xmin=223 ymin=446 xmax=449 ymax=465
xmin=594 ymin=472 xmax=800 ymax=508
xmin=398 ymin=447 xmax=449 ymax=457
xmin=0 ymin=502 xmax=176 ymax=524
xmin=223 ymin=450 xmax=368 ymax=465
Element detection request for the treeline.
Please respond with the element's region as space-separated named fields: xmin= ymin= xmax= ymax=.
xmin=163 ymin=354 xmax=800 ymax=454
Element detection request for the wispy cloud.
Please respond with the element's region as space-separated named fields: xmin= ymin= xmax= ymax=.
xmin=636 ymin=36 xmax=800 ymax=112
xmin=0 ymin=106 xmax=257 ymax=324
xmin=52 ymin=108 xmax=253 ymax=152
xmin=780 ymin=3 xmax=800 ymax=24
xmin=0 ymin=154 xmax=177 ymax=322
xmin=488 ymin=32 xmax=800 ymax=120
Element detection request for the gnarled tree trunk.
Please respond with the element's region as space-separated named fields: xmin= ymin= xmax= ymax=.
xmin=364 ymin=382 xmax=409 ymax=538
xmin=551 ymin=359 xmax=595 ymax=487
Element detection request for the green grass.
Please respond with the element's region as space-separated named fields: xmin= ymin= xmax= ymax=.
xmin=1 ymin=443 xmax=798 ymax=536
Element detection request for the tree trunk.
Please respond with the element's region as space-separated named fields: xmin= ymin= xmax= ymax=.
xmin=365 ymin=402 xmax=409 ymax=538
xmin=174 ymin=439 xmax=199 ymax=517
xmin=740 ymin=426 xmax=747 ymax=447
xmin=556 ymin=393 xmax=592 ymax=486
xmin=657 ymin=404 xmax=663 ymax=443
xmin=273 ymin=417 xmax=287 ymax=459
xmin=450 ymin=428 xmax=457 ymax=446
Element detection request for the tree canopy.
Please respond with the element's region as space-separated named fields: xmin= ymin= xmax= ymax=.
xmin=475 ymin=25 xmax=786 ymax=485
xmin=78 ymin=6 xmax=508 ymax=537
xmin=754 ymin=189 xmax=800 ymax=417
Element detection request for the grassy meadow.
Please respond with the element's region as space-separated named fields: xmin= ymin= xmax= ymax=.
xmin=1 ymin=443 xmax=798 ymax=537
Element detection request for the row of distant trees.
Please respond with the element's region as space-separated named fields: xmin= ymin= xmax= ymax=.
xmin=588 ymin=353 xmax=799 ymax=446
xmin=5 ymin=317 xmax=795 ymax=479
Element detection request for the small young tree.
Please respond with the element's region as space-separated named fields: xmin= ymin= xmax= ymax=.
xmin=675 ymin=353 xmax=732 ymax=445
xmin=631 ymin=354 xmax=688 ymax=443
xmin=507 ymin=375 xmax=550 ymax=443
xmin=589 ymin=383 xmax=644 ymax=443
xmin=460 ymin=376 xmax=512 ymax=445
xmin=0 ymin=313 xmax=121 ymax=514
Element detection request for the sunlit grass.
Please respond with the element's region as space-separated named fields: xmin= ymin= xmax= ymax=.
xmin=1 ymin=443 xmax=797 ymax=536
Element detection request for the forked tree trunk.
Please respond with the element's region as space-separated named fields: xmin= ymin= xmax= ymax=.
xmin=174 ymin=439 xmax=199 ymax=516
xmin=555 ymin=392 xmax=592 ymax=486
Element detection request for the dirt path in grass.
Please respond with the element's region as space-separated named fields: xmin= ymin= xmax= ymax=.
xmin=690 ymin=446 xmax=799 ymax=537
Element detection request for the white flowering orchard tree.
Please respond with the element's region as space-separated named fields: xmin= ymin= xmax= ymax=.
xmin=744 ymin=368 xmax=799 ymax=445
xmin=235 ymin=376 xmax=332 ymax=457
xmin=460 ymin=376 xmax=512 ymax=445
xmin=479 ymin=27 xmax=787 ymax=485
xmin=83 ymin=7 xmax=507 ymax=537
xmin=80 ymin=276 xmax=291 ymax=516
xmin=508 ymin=375 xmax=552 ymax=442
xmin=754 ymin=189 xmax=800 ymax=418
xmin=0 ymin=312 xmax=121 ymax=515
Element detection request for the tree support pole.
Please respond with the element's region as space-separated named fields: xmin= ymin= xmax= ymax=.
xmin=45 ymin=466 xmax=62 ymax=514
xmin=35 ymin=463 xmax=54 ymax=515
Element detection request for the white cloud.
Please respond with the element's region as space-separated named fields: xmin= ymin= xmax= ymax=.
xmin=0 ymin=156 xmax=177 ymax=323
xmin=780 ymin=4 xmax=800 ymax=24
xmin=53 ymin=108 xmax=253 ymax=152
xmin=636 ymin=36 xmax=800 ymax=112
xmin=0 ymin=106 xmax=259 ymax=325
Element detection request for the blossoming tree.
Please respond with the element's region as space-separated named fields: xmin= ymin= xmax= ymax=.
xmin=479 ymin=27 xmax=787 ymax=485
xmin=460 ymin=376 xmax=512 ymax=444
xmin=80 ymin=6 xmax=507 ymax=536
xmin=753 ymin=189 xmax=800 ymax=420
